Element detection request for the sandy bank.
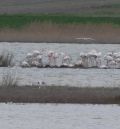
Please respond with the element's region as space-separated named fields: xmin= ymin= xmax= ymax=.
xmin=0 ymin=86 xmax=120 ymax=104
xmin=0 ymin=23 xmax=120 ymax=44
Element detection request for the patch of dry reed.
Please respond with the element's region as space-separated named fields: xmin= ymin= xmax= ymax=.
xmin=0 ymin=71 xmax=18 ymax=87
xmin=0 ymin=51 xmax=14 ymax=67
xmin=0 ymin=23 xmax=120 ymax=43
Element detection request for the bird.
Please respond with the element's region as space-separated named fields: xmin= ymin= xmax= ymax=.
xmin=47 ymin=50 xmax=54 ymax=66
xmin=32 ymin=50 xmax=40 ymax=57
xmin=21 ymin=61 xmax=30 ymax=67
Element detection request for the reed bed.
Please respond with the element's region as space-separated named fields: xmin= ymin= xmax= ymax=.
xmin=0 ymin=52 xmax=14 ymax=67
xmin=0 ymin=70 xmax=18 ymax=87
xmin=0 ymin=23 xmax=120 ymax=43
xmin=0 ymin=14 xmax=120 ymax=43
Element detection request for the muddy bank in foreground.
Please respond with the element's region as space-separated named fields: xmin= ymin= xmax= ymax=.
xmin=0 ymin=23 xmax=120 ymax=44
xmin=0 ymin=86 xmax=120 ymax=104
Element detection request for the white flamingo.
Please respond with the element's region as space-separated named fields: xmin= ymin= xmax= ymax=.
xmin=53 ymin=52 xmax=59 ymax=66
xmin=88 ymin=50 xmax=101 ymax=67
xmin=47 ymin=50 xmax=54 ymax=66
xmin=26 ymin=53 xmax=33 ymax=58
xmin=80 ymin=52 xmax=88 ymax=67
xmin=104 ymin=55 xmax=113 ymax=67
xmin=75 ymin=59 xmax=83 ymax=67
xmin=33 ymin=50 xmax=40 ymax=57
xmin=109 ymin=60 xmax=117 ymax=69
xmin=62 ymin=54 xmax=72 ymax=66
xmin=21 ymin=61 xmax=30 ymax=67
xmin=115 ymin=58 xmax=120 ymax=68
xmin=26 ymin=53 xmax=33 ymax=65
xmin=36 ymin=55 xmax=43 ymax=66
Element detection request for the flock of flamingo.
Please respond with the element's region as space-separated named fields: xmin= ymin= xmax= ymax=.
xmin=21 ymin=49 xmax=120 ymax=69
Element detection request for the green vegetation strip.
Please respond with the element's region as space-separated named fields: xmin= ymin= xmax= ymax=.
xmin=0 ymin=14 xmax=120 ymax=28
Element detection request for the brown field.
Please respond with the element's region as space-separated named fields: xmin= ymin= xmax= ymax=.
xmin=0 ymin=23 xmax=120 ymax=43
xmin=0 ymin=0 xmax=120 ymax=43
xmin=0 ymin=86 xmax=120 ymax=104
xmin=0 ymin=0 xmax=120 ymax=16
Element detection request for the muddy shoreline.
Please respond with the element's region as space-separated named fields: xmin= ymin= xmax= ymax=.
xmin=0 ymin=86 xmax=120 ymax=104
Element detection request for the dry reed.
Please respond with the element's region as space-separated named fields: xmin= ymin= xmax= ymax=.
xmin=0 ymin=23 xmax=120 ymax=43
xmin=0 ymin=71 xmax=18 ymax=87
xmin=0 ymin=51 xmax=14 ymax=67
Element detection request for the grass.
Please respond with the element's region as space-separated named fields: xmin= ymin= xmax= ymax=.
xmin=0 ymin=14 xmax=120 ymax=28
xmin=0 ymin=22 xmax=120 ymax=43
xmin=0 ymin=51 xmax=14 ymax=67
xmin=1 ymin=71 xmax=18 ymax=87
xmin=0 ymin=14 xmax=120 ymax=43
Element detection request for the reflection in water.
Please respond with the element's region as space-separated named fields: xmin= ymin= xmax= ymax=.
xmin=0 ymin=103 xmax=120 ymax=129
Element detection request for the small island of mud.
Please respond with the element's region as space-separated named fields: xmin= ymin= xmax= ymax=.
xmin=0 ymin=86 xmax=120 ymax=104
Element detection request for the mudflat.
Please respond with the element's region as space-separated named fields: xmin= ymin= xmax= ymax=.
xmin=0 ymin=86 xmax=120 ymax=104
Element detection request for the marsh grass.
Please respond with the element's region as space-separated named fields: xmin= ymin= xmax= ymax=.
xmin=1 ymin=71 xmax=18 ymax=87
xmin=0 ymin=14 xmax=120 ymax=28
xmin=0 ymin=22 xmax=119 ymax=43
xmin=0 ymin=51 xmax=14 ymax=67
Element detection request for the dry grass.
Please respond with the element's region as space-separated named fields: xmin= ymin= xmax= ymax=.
xmin=0 ymin=71 xmax=18 ymax=87
xmin=0 ymin=23 xmax=120 ymax=43
xmin=0 ymin=86 xmax=120 ymax=104
xmin=0 ymin=51 xmax=14 ymax=67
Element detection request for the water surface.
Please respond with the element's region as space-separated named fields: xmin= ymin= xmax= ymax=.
xmin=0 ymin=103 xmax=120 ymax=129
xmin=0 ymin=42 xmax=120 ymax=87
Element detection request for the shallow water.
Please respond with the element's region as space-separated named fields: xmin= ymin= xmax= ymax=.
xmin=0 ymin=103 xmax=120 ymax=129
xmin=0 ymin=67 xmax=120 ymax=87
xmin=0 ymin=42 xmax=120 ymax=63
xmin=0 ymin=42 xmax=120 ymax=87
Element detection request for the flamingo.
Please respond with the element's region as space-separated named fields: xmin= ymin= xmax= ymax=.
xmin=80 ymin=52 xmax=88 ymax=68
xmin=21 ymin=61 xmax=30 ymax=67
xmin=36 ymin=55 xmax=43 ymax=67
xmin=87 ymin=50 xmax=102 ymax=67
xmin=53 ymin=52 xmax=59 ymax=66
xmin=99 ymin=64 xmax=108 ymax=69
xmin=115 ymin=58 xmax=120 ymax=68
xmin=109 ymin=60 xmax=117 ymax=69
xmin=47 ymin=50 xmax=54 ymax=66
xmin=113 ymin=52 xmax=120 ymax=59
xmin=106 ymin=52 xmax=114 ymax=57
xmin=26 ymin=53 xmax=33 ymax=65
xmin=31 ymin=60 xmax=40 ymax=67
xmin=75 ymin=59 xmax=83 ymax=67
xmin=26 ymin=53 xmax=33 ymax=58
xmin=104 ymin=55 xmax=113 ymax=67
xmin=62 ymin=55 xmax=72 ymax=66
xmin=33 ymin=50 xmax=40 ymax=57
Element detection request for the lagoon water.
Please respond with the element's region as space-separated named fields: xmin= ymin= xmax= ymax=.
xmin=0 ymin=103 xmax=120 ymax=129
xmin=0 ymin=42 xmax=120 ymax=87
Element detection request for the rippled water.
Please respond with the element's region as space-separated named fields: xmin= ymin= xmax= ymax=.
xmin=0 ymin=42 xmax=120 ymax=87
xmin=0 ymin=103 xmax=120 ymax=129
